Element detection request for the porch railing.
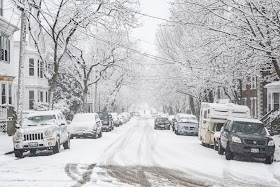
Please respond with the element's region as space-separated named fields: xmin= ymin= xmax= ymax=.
xmin=260 ymin=109 xmax=280 ymax=134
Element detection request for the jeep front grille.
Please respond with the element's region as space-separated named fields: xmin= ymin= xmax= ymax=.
xmin=24 ymin=133 xmax=44 ymax=141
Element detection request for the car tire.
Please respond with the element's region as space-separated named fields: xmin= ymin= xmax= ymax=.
xmin=14 ymin=149 xmax=23 ymax=158
xmin=218 ymin=140 xmax=225 ymax=155
xmin=63 ymin=137 xmax=71 ymax=149
xmin=168 ymin=126 xmax=170 ymax=130
xmin=92 ymin=132 xmax=97 ymax=139
xmin=265 ymin=156 xmax=274 ymax=164
xmin=225 ymin=145 xmax=234 ymax=160
xmin=98 ymin=130 xmax=102 ymax=138
xmin=53 ymin=138 xmax=60 ymax=154
xmin=214 ymin=139 xmax=218 ymax=151
xmin=175 ymin=130 xmax=179 ymax=135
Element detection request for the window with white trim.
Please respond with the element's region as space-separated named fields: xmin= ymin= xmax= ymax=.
xmin=8 ymin=83 xmax=12 ymax=104
xmin=29 ymin=59 xmax=34 ymax=76
xmin=250 ymin=76 xmax=257 ymax=89
xmin=1 ymin=83 xmax=6 ymax=104
xmin=29 ymin=91 xmax=34 ymax=109
xmin=0 ymin=36 xmax=10 ymax=63
xmin=0 ymin=0 xmax=3 ymax=16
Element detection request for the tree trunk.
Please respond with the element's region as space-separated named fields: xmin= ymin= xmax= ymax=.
xmin=189 ymin=95 xmax=196 ymax=116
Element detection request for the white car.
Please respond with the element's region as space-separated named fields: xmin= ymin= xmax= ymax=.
xmin=109 ymin=113 xmax=121 ymax=127
xmin=69 ymin=113 xmax=102 ymax=139
xmin=13 ymin=111 xmax=71 ymax=158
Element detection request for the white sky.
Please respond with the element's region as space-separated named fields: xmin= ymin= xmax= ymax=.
xmin=132 ymin=0 xmax=170 ymax=54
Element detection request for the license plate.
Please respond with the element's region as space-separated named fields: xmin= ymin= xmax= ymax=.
xmin=251 ymin=148 xmax=259 ymax=153
xmin=29 ymin=142 xmax=38 ymax=147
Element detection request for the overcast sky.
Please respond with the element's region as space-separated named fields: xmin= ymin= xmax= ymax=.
xmin=132 ymin=0 xmax=170 ymax=55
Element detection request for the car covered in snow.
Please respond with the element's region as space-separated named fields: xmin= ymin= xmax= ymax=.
xmin=97 ymin=112 xmax=114 ymax=131
xmin=218 ymin=118 xmax=275 ymax=164
xmin=109 ymin=113 xmax=121 ymax=127
xmin=154 ymin=117 xmax=170 ymax=130
xmin=174 ymin=118 xmax=198 ymax=135
xmin=13 ymin=111 xmax=71 ymax=158
xmin=69 ymin=113 xmax=102 ymax=139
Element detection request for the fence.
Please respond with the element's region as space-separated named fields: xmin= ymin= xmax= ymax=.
xmin=0 ymin=106 xmax=15 ymax=134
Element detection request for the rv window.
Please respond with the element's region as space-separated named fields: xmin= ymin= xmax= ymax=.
xmin=204 ymin=111 xmax=207 ymax=119
xmin=208 ymin=109 xmax=210 ymax=114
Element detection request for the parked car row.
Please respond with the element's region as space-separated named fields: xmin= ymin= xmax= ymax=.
xmin=12 ymin=110 xmax=133 ymax=158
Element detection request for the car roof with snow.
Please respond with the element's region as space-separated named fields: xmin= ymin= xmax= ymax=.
xmin=25 ymin=110 xmax=62 ymax=118
xmin=228 ymin=117 xmax=263 ymax=124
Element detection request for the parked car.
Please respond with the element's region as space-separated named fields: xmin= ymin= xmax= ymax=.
xmin=97 ymin=112 xmax=114 ymax=131
xmin=132 ymin=111 xmax=140 ymax=117
xmin=109 ymin=113 xmax=121 ymax=127
xmin=218 ymin=117 xmax=275 ymax=164
xmin=119 ymin=115 xmax=127 ymax=124
xmin=69 ymin=113 xmax=102 ymax=139
xmin=174 ymin=118 xmax=198 ymax=135
xmin=13 ymin=111 xmax=71 ymax=158
xmin=154 ymin=117 xmax=170 ymax=130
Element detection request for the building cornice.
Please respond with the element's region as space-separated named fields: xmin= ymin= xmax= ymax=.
xmin=0 ymin=16 xmax=19 ymax=36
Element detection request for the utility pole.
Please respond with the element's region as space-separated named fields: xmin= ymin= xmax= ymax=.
xmin=16 ymin=0 xmax=28 ymax=127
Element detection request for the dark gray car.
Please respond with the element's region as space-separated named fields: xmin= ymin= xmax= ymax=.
xmin=218 ymin=118 xmax=275 ymax=164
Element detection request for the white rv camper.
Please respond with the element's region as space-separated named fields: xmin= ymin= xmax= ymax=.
xmin=198 ymin=102 xmax=250 ymax=148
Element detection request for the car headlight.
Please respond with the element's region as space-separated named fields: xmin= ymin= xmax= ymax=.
xmin=45 ymin=130 xmax=52 ymax=137
xmin=15 ymin=133 xmax=22 ymax=140
xmin=232 ymin=136 xmax=241 ymax=143
xmin=268 ymin=139 xmax=275 ymax=146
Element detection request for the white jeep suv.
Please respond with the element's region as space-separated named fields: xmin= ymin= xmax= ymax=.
xmin=13 ymin=111 xmax=71 ymax=158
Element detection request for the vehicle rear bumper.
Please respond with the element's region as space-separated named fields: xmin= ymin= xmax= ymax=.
xmin=229 ymin=143 xmax=275 ymax=158
xmin=71 ymin=130 xmax=96 ymax=137
xmin=155 ymin=125 xmax=169 ymax=129
xmin=178 ymin=129 xmax=198 ymax=135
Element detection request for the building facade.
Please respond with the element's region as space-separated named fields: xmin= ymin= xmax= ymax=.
xmin=0 ymin=0 xmax=18 ymax=106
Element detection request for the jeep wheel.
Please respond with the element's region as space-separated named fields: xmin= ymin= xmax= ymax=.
xmin=63 ymin=137 xmax=70 ymax=149
xmin=14 ymin=149 xmax=23 ymax=158
xmin=167 ymin=125 xmax=170 ymax=130
xmin=225 ymin=145 xmax=234 ymax=160
xmin=214 ymin=139 xmax=218 ymax=151
xmin=92 ymin=132 xmax=97 ymax=139
xmin=218 ymin=140 xmax=225 ymax=155
xmin=53 ymin=138 xmax=60 ymax=154
xmin=265 ymin=156 xmax=274 ymax=164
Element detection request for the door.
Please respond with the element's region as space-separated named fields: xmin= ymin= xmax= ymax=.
xmin=220 ymin=120 xmax=230 ymax=149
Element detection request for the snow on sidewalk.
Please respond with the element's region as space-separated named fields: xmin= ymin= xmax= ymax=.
xmin=0 ymin=133 xmax=13 ymax=155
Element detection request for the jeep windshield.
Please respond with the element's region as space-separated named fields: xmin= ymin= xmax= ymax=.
xmin=23 ymin=115 xmax=56 ymax=126
xmin=232 ymin=121 xmax=267 ymax=135
xmin=97 ymin=113 xmax=108 ymax=120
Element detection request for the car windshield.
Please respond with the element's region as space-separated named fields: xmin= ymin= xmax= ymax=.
xmin=23 ymin=115 xmax=56 ymax=126
xmin=98 ymin=113 xmax=108 ymax=120
xmin=232 ymin=121 xmax=267 ymax=135
xmin=156 ymin=118 xmax=168 ymax=122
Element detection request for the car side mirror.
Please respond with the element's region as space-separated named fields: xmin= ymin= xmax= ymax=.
xmin=270 ymin=132 xmax=274 ymax=136
xmin=224 ymin=128 xmax=229 ymax=132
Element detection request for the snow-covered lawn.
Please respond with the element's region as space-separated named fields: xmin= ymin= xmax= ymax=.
xmin=1 ymin=117 xmax=280 ymax=186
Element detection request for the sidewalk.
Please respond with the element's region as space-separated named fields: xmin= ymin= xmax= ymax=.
xmin=0 ymin=133 xmax=14 ymax=155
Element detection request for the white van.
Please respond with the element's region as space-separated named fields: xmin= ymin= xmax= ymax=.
xmin=69 ymin=113 xmax=102 ymax=139
xmin=198 ymin=102 xmax=250 ymax=149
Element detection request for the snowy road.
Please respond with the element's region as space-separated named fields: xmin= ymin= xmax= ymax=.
xmin=1 ymin=116 xmax=280 ymax=186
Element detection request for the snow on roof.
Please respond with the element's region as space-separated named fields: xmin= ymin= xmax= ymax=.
xmin=201 ymin=102 xmax=249 ymax=112
xmin=229 ymin=117 xmax=262 ymax=124
xmin=264 ymin=81 xmax=280 ymax=88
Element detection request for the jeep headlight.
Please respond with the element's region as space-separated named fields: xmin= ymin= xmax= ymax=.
xmin=232 ymin=136 xmax=241 ymax=143
xmin=15 ymin=133 xmax=22 ymax=140
xmin=45 ymin=130 xmax=52 ymax=137
xmin=268 ymin=139 xmax=275 ymax=146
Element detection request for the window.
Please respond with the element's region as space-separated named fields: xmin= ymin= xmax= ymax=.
xmin=8 ymin=84 xmax=12 ymax=104
xmin=1 ymin=83 xmax=6 ymax=104
xmin=273 ymin=93 xmax=279 ymax=111
xmin=40 ymin=61 xmax=43 ymax=78
xmin=0 ymin=36 xmax=10 ymax=63
xmin=40 ymin=91 xmax=43 ymax=102
xmin=203 ymin=110 xmax=207 ymax=119
xmin=46 ymin=92 xmax=48 ymax=102
xmin=0 ymin=0 xmax=3 ymax=16
xmin=250 ymin=76 xmax=257 ymax=89
xmin=241 ymin=98 xmax=247 ymax=106
xmin=29 ymin=91 xmax=34 ymax=109
xmin=37 ymin=60 xmax=40 ymax=77
xmin=29 ymin=59 xmax=34 ymax=76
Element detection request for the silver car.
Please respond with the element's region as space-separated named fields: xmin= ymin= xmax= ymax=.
xmin=175 ymin=119 xmax=198 ymax=136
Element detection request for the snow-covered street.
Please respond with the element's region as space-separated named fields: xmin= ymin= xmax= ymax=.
xmin=1 ymin=116 xmax=280 ymax=187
